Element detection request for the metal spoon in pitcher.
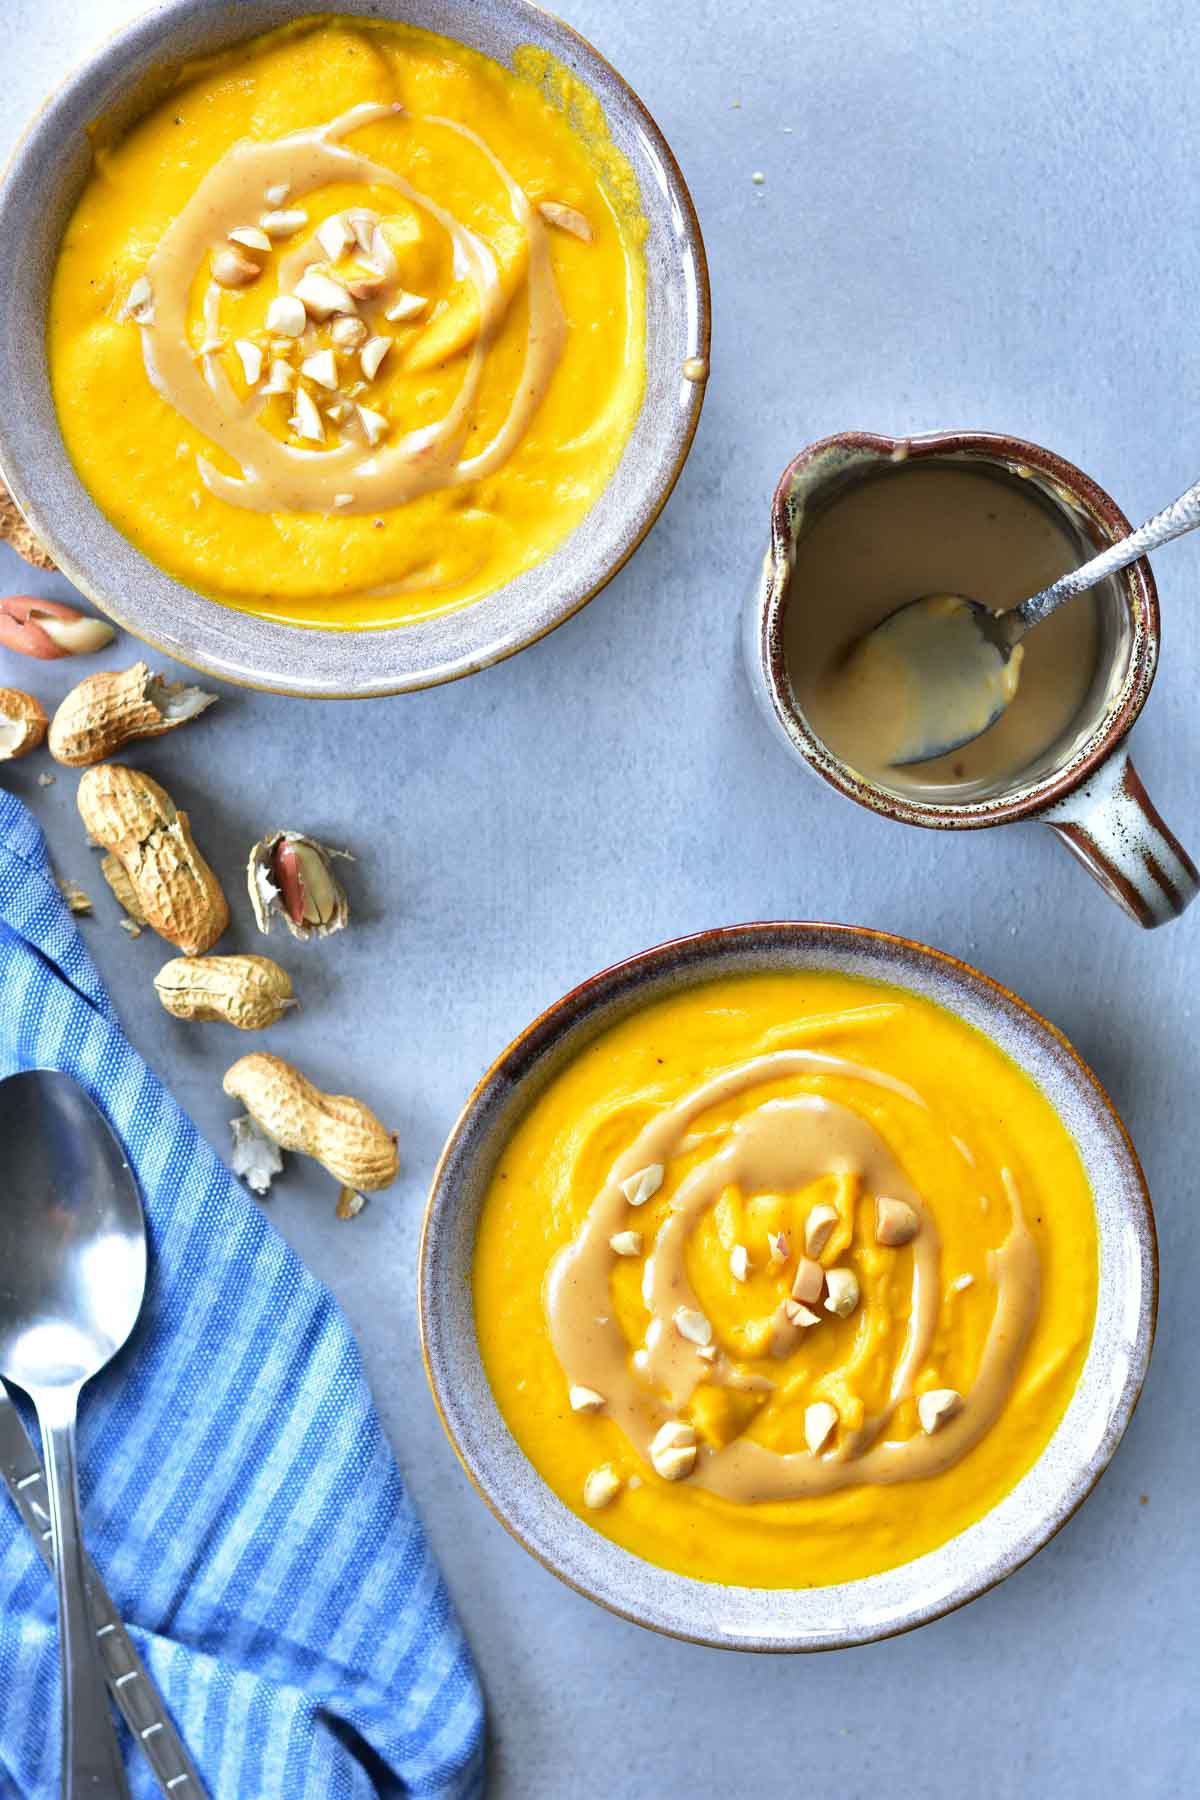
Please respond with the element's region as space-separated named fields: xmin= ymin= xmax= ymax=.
xmin=848 ymin=471 xmax=1200 ymax=765
xmin=0 ymin=1070 xmax=147 ymax=1799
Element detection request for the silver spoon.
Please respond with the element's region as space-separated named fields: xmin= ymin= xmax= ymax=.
xmin=854 ymin=471 xmax=1200 ymax=765
xmin=0 ymin=1070 xmax=147 ymax=1799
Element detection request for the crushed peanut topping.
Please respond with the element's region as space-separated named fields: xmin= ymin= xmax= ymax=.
xmin=229 ymin=225 xmax=271 ymax=253
xmin=673 ymin=1307 xmax=712 ymax=1347
xmin=360 ymin=335 xmax=392 ymax=381
xmin=649 ymin=1420 xmax=697 ymax=1481
xmin=583 ymin=1465 xmax=621 ymax=1509
xmin=823 ymin=1267 xmax=860 ymax=1317
xmin=875 ymin=1196 xmax=919 ymax=1247
xmin=211 ymin=249 xmax=259 ymax=289
xmin=539 ymin=200 xmax=592 ymax=242
xmin=290 ymin=386 xmax=324 ymax=443
xmin=266 ymin=295 xmax=306 ymax=337
xmin=805 ymin=1401 xmax=839 ymax=1455
xmin=260 ymin=208 xmax=308 ymax=238
xmin=619 ymin=1163 xmax=663 ymax=1207
xmin=791 ymin=1256 xmax=824 ymax=1303
xmin=300 ymin=349 xmax=339 ymax=391
xmin=804 ymin=1203 xmax=838 ymax=1258
xmin=293 ymin=269 xmax=356 ymax=319
xmin=233 ymin=340 xmax=263 ymax=385
xmin=918 ymin=1389 xmax=963 ymax=1435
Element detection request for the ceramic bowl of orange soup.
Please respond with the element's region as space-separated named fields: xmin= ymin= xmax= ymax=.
xmin=0 ymin=2 xmax=707 ymax=695
xmin=420 ymin=923 xmax=1155 ymax=1650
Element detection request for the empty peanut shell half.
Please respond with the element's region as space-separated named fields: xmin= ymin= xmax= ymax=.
xmin=0 ymin=688 xmax=48 ymax=760
xmin=49 ymin=662 xmax=216 ymax=766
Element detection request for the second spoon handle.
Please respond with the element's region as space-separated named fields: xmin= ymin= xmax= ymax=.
xmin=37 ymin=1388 xmax=132 ymax=1800
xmin=1013 ymin=472 xmax=1200 ymax=635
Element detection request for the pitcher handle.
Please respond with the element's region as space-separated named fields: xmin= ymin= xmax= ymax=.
xmin=1042 ymin=749 xmax=1199 ymax=928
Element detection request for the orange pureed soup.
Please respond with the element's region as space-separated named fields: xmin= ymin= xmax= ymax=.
xmin=48 ymin=16 xmax=646 ymax=628
xmin=473 ymin=970 xmax=1097 ymax=1588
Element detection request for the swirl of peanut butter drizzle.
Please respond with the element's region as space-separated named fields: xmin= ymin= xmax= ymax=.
xmin=138 ymin=103 xmax=566 ymax=515
xmin=546 ymin=1048 xmax=1040 ymax=1502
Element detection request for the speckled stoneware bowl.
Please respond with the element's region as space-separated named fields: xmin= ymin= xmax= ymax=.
xmin=421 ymin=923 xmax=1156 ymax=1652
xmin=0 ymin=0 xmax=708 ymax=697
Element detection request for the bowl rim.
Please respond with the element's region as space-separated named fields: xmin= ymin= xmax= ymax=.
xmin=0 ymin=0 xmax=710 ymax=699
xmin=419 ymin=920 xmax=1158 ymax=1651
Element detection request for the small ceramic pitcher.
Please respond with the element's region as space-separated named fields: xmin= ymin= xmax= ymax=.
xmin=744 ymin=430 xmax=1198 ymax=929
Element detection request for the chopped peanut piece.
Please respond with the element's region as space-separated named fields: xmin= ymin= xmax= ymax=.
xmin=649 ymin=1421 xmax=697 ymax=1481
xmin=229 ymin=225 xmax=271 ymax=253
xmin=791 ymin=1257 xmax=824 ymax=1303
xmin=300 ymin=349 xmax=338 ymax=390
xmin=804 ymin=1401 xmax=839 ymax=1454
xmin=918 ymin=1389 xmax=963 ymax=1435
xmin=266 ymin=295 xmax=306 ymax=336
xmin=730 ymin=1244 xmax=750 ymax=1283
xmin=620 ymin=1163 xmax=663 ymax=1207
xmin=331 ymin=315 xmax=368 ymax=349
xmin=539 ymin=200 xmax=592 ymax=242
xmin=875 ymin=1196 xmax=919 ymax=1247
xmin=609 ymin=1230 xmax=642 ymax=1257
xmin=673 ymin=1307 xmax=712 ymax=1347
xmin=569 ymin=1385 xmax=605 ymax=1413
xmin=583 ymin=1466 xmax=621 ymax=1509
xmin=385 ymin=290 xmax=428 ymax=322
xmin=293 ymin=269 xmax=356 ymax=319
xmin=360 ymin=335 xmax=392 ymax=381
xmin=804 ymin=1203 xmax=839 ymax=1258
xmin=824 ymin=1268 xmax=860 ymax=1318
xmin=260 ymin=208 xmax=308 ymax=237
xmin=212 ymin=249 xmax=259 ymax=289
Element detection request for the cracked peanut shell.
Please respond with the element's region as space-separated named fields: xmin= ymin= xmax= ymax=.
xmin=0 ymin=476 xmax=55 ymax=569
xmin=49 ymin=662 xmax=216 ymax=767
xmin=0 ymin=687 xmax=48 ymax=760
xmin=78 ymin=763 xmax=228 ymax=954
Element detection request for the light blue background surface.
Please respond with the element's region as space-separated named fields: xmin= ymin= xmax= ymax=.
xmin=4 ymin=2 xmax=1197 ymax=1793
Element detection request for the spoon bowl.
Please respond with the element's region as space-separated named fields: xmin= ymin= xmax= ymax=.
xmin=838 ymin=592 xmax=1024 ymax=767
xmin=0 ymin=1069 xmax=146 ymax=1799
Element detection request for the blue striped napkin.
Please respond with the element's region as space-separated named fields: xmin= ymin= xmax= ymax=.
xmin=0 ymin=790 xmax=485 ymax=1800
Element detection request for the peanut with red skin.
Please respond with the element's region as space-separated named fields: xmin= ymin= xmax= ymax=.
xmin=271 ymin=839 xmax=309 ymax=926
xmin=0 ymin=596 xmax=115 ymax=660
xmin=248 ymin=830 xmax=350 ymax=940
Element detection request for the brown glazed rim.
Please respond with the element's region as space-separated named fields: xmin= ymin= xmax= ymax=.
xmin=0 ymin=0 xmax=711 ymax=700
xmin=761 ymin=430 xmax=1160 ymax=830
xmin=419 ymin=921 xmax=1158 ymax=1650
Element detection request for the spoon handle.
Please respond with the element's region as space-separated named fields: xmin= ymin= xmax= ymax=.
xmin=36 ymin=1389 xmax=132 ymax=1800
xmin=1013 ymin=473 xmax=1200 ymax=635
xmin=0 ymin=1387 xmax=207 ymax=1797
